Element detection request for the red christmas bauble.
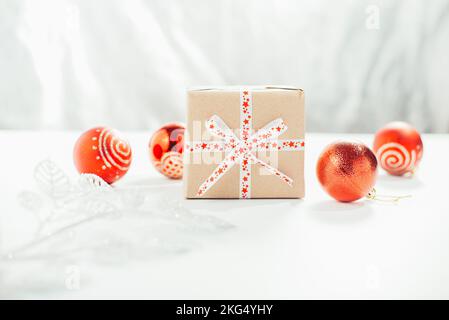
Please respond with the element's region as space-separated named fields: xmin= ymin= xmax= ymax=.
xmin=149 ymin=122 xmax=185 ymax=179
xmin=73 ymin=127 xmax=132 ymax=184
xmin=373 ymin=121 xmax=423 ymax=176
xmin=316 ymin=141 xmax=378 ymax=202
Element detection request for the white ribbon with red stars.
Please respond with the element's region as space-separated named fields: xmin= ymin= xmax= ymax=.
xmin=186 ymin=89 xmax=305 ymax=198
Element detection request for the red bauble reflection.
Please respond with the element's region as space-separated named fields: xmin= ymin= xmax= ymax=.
xmin=316 ymin=141 xmax=378 ymax=202
xmin=149 ymin=122 xmax=185 ymax=179
xmin=73 ymin=127 xmax=132 ymax=184
xmin=373 ymin=121 xmax=423 ymax=176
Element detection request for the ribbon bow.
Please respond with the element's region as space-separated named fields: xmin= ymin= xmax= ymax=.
xmin=186 ymin=90 xmax=304 ymax=198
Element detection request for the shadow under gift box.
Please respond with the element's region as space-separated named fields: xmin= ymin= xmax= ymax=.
xmin=184 ymin=86 xmax=305 ymax=199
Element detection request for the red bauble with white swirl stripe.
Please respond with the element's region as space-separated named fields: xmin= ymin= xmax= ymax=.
xmin=373 ymin=122 xmax=423 ymax=176
xmin=74 ymin=127 xmax=132 ymax=184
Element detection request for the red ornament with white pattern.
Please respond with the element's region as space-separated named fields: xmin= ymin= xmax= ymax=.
xmin=73 ymin=127 xmax=132 ymax=184
xmin=149 ymin=123 xmax=185 ymax=179
xmin=373 ymin=121 xmax=423 ymax=176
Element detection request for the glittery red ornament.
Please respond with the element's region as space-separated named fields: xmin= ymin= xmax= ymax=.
xmin=73 ymin=127 xmax=132 ymax=184
xmin=149 ymin=123 xmax=185 ymax=179
xmin=316 ymin=141 xmax=378 ymax=202
xmin=373 ymin=121 xmax=423 ymax=176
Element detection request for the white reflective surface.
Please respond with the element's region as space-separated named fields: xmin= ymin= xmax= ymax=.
xmin=0 ymin=132 xmax=448 ymax=299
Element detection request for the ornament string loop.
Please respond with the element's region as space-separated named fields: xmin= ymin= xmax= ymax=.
xmin=366 ymin=188 xmax=412 ymax=203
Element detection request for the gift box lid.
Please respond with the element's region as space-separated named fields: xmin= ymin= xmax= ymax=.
xmin=188 ymin=85 xmax=303 ymax=92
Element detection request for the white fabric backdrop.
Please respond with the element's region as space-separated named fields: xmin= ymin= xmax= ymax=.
xmin=1 ymin=0 xmax=448 ymax=132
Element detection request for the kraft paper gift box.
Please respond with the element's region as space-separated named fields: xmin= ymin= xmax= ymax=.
xmin=184 ymin=86 xmax=305 ymax=199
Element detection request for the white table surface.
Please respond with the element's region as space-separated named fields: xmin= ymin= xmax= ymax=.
xmin=0 ymin=131 xmax=448 ymax=300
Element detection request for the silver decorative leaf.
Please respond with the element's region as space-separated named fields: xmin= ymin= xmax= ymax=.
xmin=17 ymin=191 xmax=44 ymax=212
xmin=79 ymin=198 xmax=118 ymax=217
xmin=33 ymin=160 xmax=71 ymax=199
xmin=78 ymin=174 xmax=112 ymax=191
xmin=7 ymin=159 xmax=234 ymax=263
